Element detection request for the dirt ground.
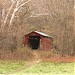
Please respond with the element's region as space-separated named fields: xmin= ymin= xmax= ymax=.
xmin=42 ymin=57 xmax=75 ymax=62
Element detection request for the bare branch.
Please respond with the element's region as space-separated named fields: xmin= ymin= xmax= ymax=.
xmin=11 ymin=0 xmax=17 ymax=4
xmin=1 ymin=9 xmax=6 ymax=32
xmin=30 ymin=13 xmax=50 ymax=17
xmin=15 ymin=0 xmax=32 ymax=12
xmin=4 ymin=3 xmax=15 ymax=26
xmin=9 ymin=0 xmax=32 ymax=27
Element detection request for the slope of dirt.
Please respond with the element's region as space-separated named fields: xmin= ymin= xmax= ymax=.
xmin=42 ymin=57 xmax=75 ymax=62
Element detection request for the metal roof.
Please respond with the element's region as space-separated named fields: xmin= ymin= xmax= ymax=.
xmin=34 ymin=31 xmax=52 ymax=38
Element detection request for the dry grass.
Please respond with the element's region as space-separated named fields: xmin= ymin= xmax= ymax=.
xmin=0 ymin=47 xmax=35 ymax=61
xmin=0 ymin=47 xmax=72 ymax=61
xmin=0 ymin=47 xmax=60 ymax=61
xmin=37 ymin=49 xmax=60 ymax=59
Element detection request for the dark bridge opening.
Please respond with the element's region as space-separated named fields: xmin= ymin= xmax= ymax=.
xmin=28 ymin=36 xmax=40 ymax=49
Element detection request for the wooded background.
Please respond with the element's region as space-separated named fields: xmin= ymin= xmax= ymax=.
xmin=0 ymin=0 xmax=74 ymax=56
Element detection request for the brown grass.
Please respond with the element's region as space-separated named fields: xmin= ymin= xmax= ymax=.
xmin=37 ymin=49 xmax=60 ymax=59
xmin=0 ymin=48 xmax=60 ymax=61
xmin=0 ymin=47 xmax=74 ymax=62
xmin=0 ymin=47 xmax=35 ymax=61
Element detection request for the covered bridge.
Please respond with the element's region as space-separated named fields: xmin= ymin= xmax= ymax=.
xmin=24 ymin=31 xmax=53 ymax=50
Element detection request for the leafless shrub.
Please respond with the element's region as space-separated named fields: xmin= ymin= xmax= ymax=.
xmin=0 ymin=47 xmax=34 ymax=60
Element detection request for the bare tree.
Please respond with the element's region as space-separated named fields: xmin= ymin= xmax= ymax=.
xmin=0 ymin=0 xmax=34 ymax=51
xmin=0 ymin=0 xmax=74 ymax=55
xmin=0 ymin=0 xmax=32 ymax=33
